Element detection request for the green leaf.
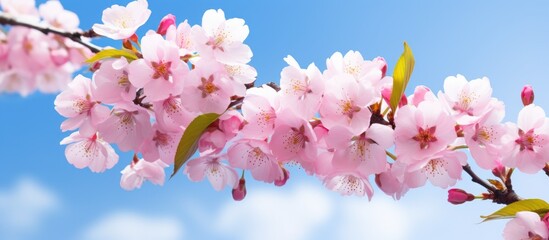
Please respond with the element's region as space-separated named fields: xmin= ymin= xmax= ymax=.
xmin=389 ymin=42 xmax=415 ymax=112
xmin=481 ymin=199 xmax=549 ymax=222
xmin=84 ymin=49 xmax=138 ymax=64
xmin=171 ymin=113 xmax=220 ymax=178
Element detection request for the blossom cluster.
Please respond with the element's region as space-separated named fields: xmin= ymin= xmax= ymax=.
xmin=55 ymin=1 xmax=256 ymax=191
xmin=503 ymin=211 xmax=549 ymax=240
xmin=0 ymin=0 xmax=92 ymax=95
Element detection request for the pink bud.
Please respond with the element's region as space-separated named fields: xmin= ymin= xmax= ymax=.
xmin=373 ymin=57 xmax=387 ymax=77
xmin=274 ymin=167 xmax=290 ymax=187
xmin=447 ymin=188 xmax=475 ymax=205
xmin=381 ymin=87 xmax=408 ymax=108
xmin=491 ymin=163 xmax=506 ymax=179
xmin=157 ymin=14 xmax=176 ymax=35
xmin=521 ymin=85 xmax=534 ymax=106
xmin=232 ymin=177 xmax=246 ymax=201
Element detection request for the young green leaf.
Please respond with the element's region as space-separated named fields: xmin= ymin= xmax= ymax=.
xmin=389 ymin=42 xmax=415 ymax=112
xmin=84 ymin=48 xmax=138 ymax=64
xmin=481 ymin=199 xmax=549 ymax=222
xmin=171 ymin=113 xmax=220 ymax=178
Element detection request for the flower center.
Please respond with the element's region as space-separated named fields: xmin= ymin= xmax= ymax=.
xmin=412 ymin=126 xmax=438 ymax=149
xmin=197 ymin=75 xmax=220 ymax=98
xmin=151 ymin=61 xmax=172 ymax=80
xmin=516 ymin=129 xmax=537 ymax=151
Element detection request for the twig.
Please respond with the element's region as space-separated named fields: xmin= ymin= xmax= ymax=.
xmin=0 ymin=12 xmax=102 ymax=53
xmin=463 ymin=164 xmax=497 ymax=192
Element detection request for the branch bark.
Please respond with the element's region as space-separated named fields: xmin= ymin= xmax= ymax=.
xmin=0 ymin=12 xmax=102 ymax=53
xmin=462 ymin=164 xmax=521 ymax=205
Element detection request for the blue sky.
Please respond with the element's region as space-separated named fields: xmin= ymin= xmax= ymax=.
xmin=2 ymin=0 xmax=549 ymax=239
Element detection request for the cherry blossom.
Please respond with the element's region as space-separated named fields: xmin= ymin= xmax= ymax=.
xmin=503 ymin=211 xmax=549 ymax=240
xmin=97 ymin=103 xmax=153 ymax=152
xmin=184 ymin=150 xmax=239 ymax=191
xmin=128 ymin=33 xmax=188 ymax=102
xmin=320 ymin=74 xmax=375 ymax=134
xmin=92 ymin=58 xmax=136 ymax=104
xmin=394 ymin=100 xmax=457 ymax=161
xmin=192 ymin=9 xmax=252 ymax=64
xmin=227 ymin=139 xmax=283 ymax=183
xmin=92 ymin=0 xmax=151 ymax=40
xmin=120 ymin=157 xmax=168 ymax=191
xmin=438 ymin=75 xmax=494 ymax=125
xmin=54 ymin=75 xmax=110 ymax=134
xmin=60 ymin=131 xmax=118 ymax=173
xmin=501 ymin=104 xmax=549 ymax=173
xmin=182 ymin=60 xmax=232 ymax=114
xmin=463 ymin=100 xmax=506 ymax=170
xmin=279 ymin=55 xmax=325 ymax=119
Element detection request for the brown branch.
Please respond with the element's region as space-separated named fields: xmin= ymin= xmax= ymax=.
xmin=463 ymin=164 xmax=497 ymax=192
xmin=0 ymin=12 xmax=102 ymax=53
xmin=463 ymin=164 xmax=521 ymax=205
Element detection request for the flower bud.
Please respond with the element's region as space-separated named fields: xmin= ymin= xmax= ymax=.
xmin=447 ymin=188 xmax=475 ymax=205
xmin=274 ymin=167 xmax=290 ymax=187
xmin=491 ymin=164 xmax=506 ymax=179
xmin=232 ymin=177 xmax=246 ymax=201
xmin=521 ymin=85 xmax=534 ymax=106
xmin=157 ymin=14 xmax=176 ymax=36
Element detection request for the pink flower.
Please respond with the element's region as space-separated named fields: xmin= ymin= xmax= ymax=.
xmin=501 ymin=104 xmax=549 ymax=173
xmin=8 ymin=27 xmax=50 ymax=73
xmin=0 ymin=68 xmax=34 ymax=96
xmin=269 ymin=110 xmax=318 ymax=169
xmin=503 ymin=211 xmax=549 ymax=240
xmin=228 ymin=139 xmax=284 ymax=183
xmin=92 ymin=0 xmax=151 ymax=40
xmin=447 ymin=188 xmax=475 ymax=205
xmin=54 ymin=75 xmax=110 ymax=134
xmin=60 ymin=131 xmax=118 ymax=173
xmin=522 ymin=85 xmax=535 ymax=106
xmin=319 ymin=74 xmax=375 ymax=135
xmin=394 ymin=100 xmax=457 ymax=161
xmin=241 ymin=86 xmax=279 ymax=139
xmin=35 ymin=68 xmax=71 ymax=94
xmin=375 ymin=163 xmax=409 ymax=200
xmin=184 ymin=150 xmax=239 ymax=191
xmin=92 ymin=58 xmax=136 ymax=104
xmin=404 ymin=149 xmax=467 ymax=188
xmin=182 ymin=60 xmax=232 ymax=114
xmin=192 ymin=9 xmax=252 ymax=64
xmin=128 ymin=33 xmax=188 ymax=102
xmin=438 ymin=75 xmax=494 ymax=125
xmin=120 ymin=157 xmax=167 ymax=191
xmin=0 ymin=0 xmax=38 ymax=18
xmin=165 ymin=20 xmax=195 ymax=55
xmin=324 ymin=172 xmax=374 ymax=199
xmin=97 ymin=103 xmax=153 ymax=152
xmin=156 ymin=14 xmax=175 ymax=36
xmin=140 ymin=125 xmax=182 ymax=165
xmin=152 ymin=94 xmax=192 ymax=132
xmin=38 ymin=1 xmax=79 ymax=31
xmin=325 ymin=124 xmax=394 ymax=175
xmin=463 ymin=100 xmax=506 ymax=170
xmin=324 ymin=51 xmax=384 ymax=87
xmin=279 ymin=55 xmax=325 ymax=120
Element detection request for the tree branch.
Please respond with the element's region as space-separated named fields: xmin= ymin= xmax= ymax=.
xmin=0 ymin=12 xmax=102 ymax=53
xmin=463 ymin=164 xmax=521 ymax=205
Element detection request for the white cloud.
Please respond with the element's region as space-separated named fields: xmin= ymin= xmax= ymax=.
xmin=215 ymin=184 xmax=333 ymax=240
xmin=335 ymin=197 xmax=412 ymax=240
xmin=0 ymin=177 xmax=59 ymax=237
xmin=80 ymin=212 xmax=184 ymax=240
xmin=212 ymin=182 xmax=428 ymax=240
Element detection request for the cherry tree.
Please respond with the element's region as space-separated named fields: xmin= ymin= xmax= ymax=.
xmin=1 ymin=0 xmax=549 ymax=239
